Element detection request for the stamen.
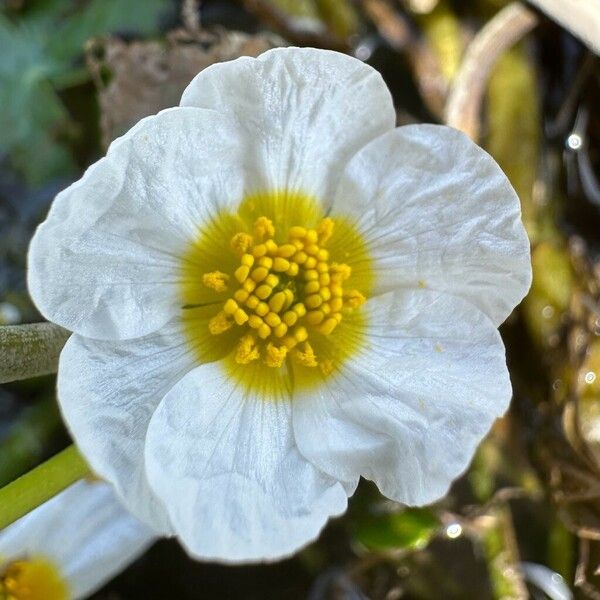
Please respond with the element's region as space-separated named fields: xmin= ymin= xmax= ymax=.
xmin=230 ymin=232 xmax=253 ymax=256
xmin=202 ymin=271 xmax=229 ymax=292
xmin=208 ymin=311 xmax=233 ymax=334
xmin=236 ymin=335 xmax=260 ymax=364
xmin=264 ymin=343 xmax=287 ymax=368
xmin=208 ymin=216 xmax=366 ymax=370
xmin=294 ymin=342 xmax=318 ymax=367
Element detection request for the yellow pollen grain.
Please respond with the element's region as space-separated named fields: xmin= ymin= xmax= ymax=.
xmin=317 ymin=217 xmax=335 ymax=244
xmin=304 ymin=269 xmax=318 ymax=281
xmin=304 ymin=256 xmax=317 ymax=269
xmin=254 ymin=216 xmax=275 ymax=240
xmin=294 ymin=342 xmax=318 ymax=368
xmin=236 ymin=335 xmax=260 ymax=364
xmin=248 ymin=315 xmax=263 ymax=329
xmin=230 ymin=232 xmax=253 ymax=256
xmin=305 ymin=229 xmax=318 ymax=244
xmin=330 ymin=298 xmax=343 ymax=312
xmin=294 ymin=251 xmax=308 ymax=264
xmin=293 ymin=303 xmax=307 ymax=317
xmin=345 ymin=289 xmax=366 ymax=309
xmin=320 ymin=287 xmax=331 ymax=301
xmin=208 ymin=312 xmax=233 ymax=334
xmin=264 ymin=343 xmax=288 ymax=368
xmin=202 ymin=270 xmax=229 ymax=292
xmin=331 ymin=263 xmax=351 ymax=280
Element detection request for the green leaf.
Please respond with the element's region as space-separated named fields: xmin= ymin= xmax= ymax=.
xmin=354 ymin=506 xmax=440 ymax=551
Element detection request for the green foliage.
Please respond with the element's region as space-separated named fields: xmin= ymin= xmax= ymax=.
xmin=0 ymin=0 xmax=170 ymax=184
xmin=354 ymin=505 xmax=440 ymax=551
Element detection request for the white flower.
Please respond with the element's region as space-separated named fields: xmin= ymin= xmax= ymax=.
xmin=0 ymin=481 xmax=156 ymax=599
xmin=27 ymin=47 xmax=531 ymax=563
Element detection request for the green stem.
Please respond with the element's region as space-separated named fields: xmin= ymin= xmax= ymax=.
xmin=0 ymin=445 xmax=89 ymax=530
xmin=0 ymin=323 xmax=70 ymax=384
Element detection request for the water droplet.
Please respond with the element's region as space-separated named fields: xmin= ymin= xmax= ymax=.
xmin=446 ymin=523 xmax=462 ymax=539
xmin=585 ymin=371 xmax=596 ymax=384
xmin=567 ymin=133 xmax=582 ymax=150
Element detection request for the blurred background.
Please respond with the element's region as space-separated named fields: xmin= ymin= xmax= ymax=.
xmin=0 ymin=0 xmax=599 ymax=598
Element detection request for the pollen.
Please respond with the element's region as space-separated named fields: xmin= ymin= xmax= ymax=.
xmin=236 ymin=335 xmax=260 ymax=364
xmin=1 ymin=556 xmax=69 ymax=600
xmin=199 ymin=212 xmax=367 ymax=373
xmin=202 ymin=270 xmax=229 ymax=292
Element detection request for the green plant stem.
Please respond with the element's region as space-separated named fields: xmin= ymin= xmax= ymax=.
xmin=0 ymin=445 xmax=89 ymax=530
xmin=0 ymin=322 xmax=70 ymax=384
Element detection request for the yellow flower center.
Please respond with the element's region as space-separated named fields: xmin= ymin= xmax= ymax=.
xmin=205 ymin=216 xmax=365 ymax=371
xmin=0 ymin=557 xmax=69 ymax=600
xmin=180 ymin=191 xmax=372 ymax=396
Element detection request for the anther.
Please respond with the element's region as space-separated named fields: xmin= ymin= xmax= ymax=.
xmin=345 ymin=289 xmax=366 ymax=309
xmin=234 ymin=265 xmax=250 ymax=283
xmin=286 ymin=262 xmax=299 ymax=276
xmin=252 ymin=243 xmax=267 ymax=258
xmin=283 ymin=311 xmax=298 ymax=326
xmin=251 ymin=267 xmax=269 ymax=282
xmin=256 ymin=302 xmax=269 ymax=316
xmin=264 ymin=343 xmax=287 ymax=368
xmin=265 ymin=312 xmax=281 ymax=327
xmin=246 ymin=295 xmax=260 ymax=309
xmin=241 ymin=254 xmax=255 ymax=267
xmin=304 ymin=281 xmax=320 ymax=295
xmin=202 ymin=271 xmax=229 ymax=292
xmin=234 ymin=289 xmax=249 ymax=303
xmin=306 ymin=310 xmax=324 ymax=325
xmin=258 ymin=323 xmax=271 ymax=339
xmin=304 ymin=269 xmax=318 ymax=281
xmin=294 ymin=342 xmax=318 ymax=367
xmin=289 ymin=226 xmax=307 ymax=239
xmin=258 ymin=256 xmax=273 ymax=269
xmin=268 ymin=292 xmax=286 ymax=313
xmin=278 ymin=244 xmax=297 ymax=258
xmin=230 ymin=232 xmax=253 ymax=256
xmin=305 ymin=230 xmax=318 ymax=244
xmin=254 ymin=216 xmax=275 ymax=240
xmin=317 ymin=218 xmax=334 ymax=245
xmin=272 ymin=257 xmax=290 ymax=272
xmin=292 ymin=303 xmax=307 ymax=317
xmin=265 ymin=274 xmax=279 ymax=287
xmin=256 ymin=284 xmax=272 ymax=300
xmin=319 ymin=317 xmax=338 ymax=335
xmin=234 ymin=308 xmax=249 ymax=325
xmin=305 ymin=294 xmax=323 ymax=309
xmin=236 ymin=335 xmax=260 ymax=364
xmin=224 ymin=299 xmax=238 ymax=315
xmin=243 ymin=279 xmax=257 ymax=293
xmin=208 ymin=312 xmax=233 ymax=334
xmin=293 ymin=326 xmax=308 ymax=342
xmin=274 ymin=322 xmax=288 ymax=338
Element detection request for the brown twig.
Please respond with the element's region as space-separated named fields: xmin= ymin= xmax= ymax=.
xmin=444 ymin=2 xmax=538 ymax=140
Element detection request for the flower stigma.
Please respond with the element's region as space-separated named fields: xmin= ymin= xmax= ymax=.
xmin=180 ymin=191 xmax=372 ymax=396
xmin=0 ymin=557 xmax=68 ymax=600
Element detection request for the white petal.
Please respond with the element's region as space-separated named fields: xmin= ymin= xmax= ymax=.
xmin=293 ymin=289 xmax=512 ymax=506
xmin=144 ymin=361 xmax=350 ymax=563
xmin=0 ymin=481 xmax=156 ymax=599
xmin=57 ymin=318 xmax=200 ymax=532
xmin=28 ymin=107 xmax=248 ymax=340
xmin=332 ymin=124 xmax=532 ymax=326
xmin=180 ymin=47 xmax=396 ymax=202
